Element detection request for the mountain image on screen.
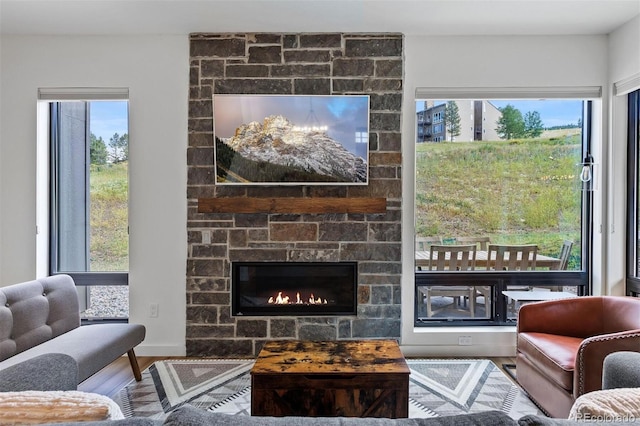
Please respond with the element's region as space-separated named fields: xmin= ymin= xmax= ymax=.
xmin=216 ymin=115 xmax=367 ymax=184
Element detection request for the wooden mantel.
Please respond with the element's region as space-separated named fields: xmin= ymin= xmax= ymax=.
xmin=198 ymin=197 xmax=387 ymax=214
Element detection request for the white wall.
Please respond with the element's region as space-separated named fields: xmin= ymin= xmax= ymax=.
xmin=607 ymin=15 xmax=640 ymax=296
xmin=401 ymin=35 xmax=609 ymax=356
xmin=1 ymin=28 xmax=636 ymax=358
xmin=609 ymin=15 xmax=640 ymax=85
xmin=0 ymin=35 xmax=189 ymax=356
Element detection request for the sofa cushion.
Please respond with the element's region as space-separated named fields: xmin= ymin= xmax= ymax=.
xmin=517 ymin=332 xmax=582 ymax=391
xmin=0 ymin=353 xmax=78 ymax=392
xmin=0 ymin=323 xmax=146 ymax=382
xmin=568 ymin=387 xmax=640 ymax=422
xmin=0 ymin=390 xmax=123 ymax=424
xmin=164 ymin=405 xmax=518 ymax=426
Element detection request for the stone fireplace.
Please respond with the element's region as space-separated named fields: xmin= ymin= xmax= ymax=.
xmin=187 ymin=32 xmax=403 ymax=357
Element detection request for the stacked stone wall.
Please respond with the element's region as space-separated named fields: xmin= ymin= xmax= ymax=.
xmin=187 ymin=33 xmax=403 ymax=357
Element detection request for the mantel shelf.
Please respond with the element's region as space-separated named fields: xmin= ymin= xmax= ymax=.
xmin=198 ymin=197 xmax=387 ymax=214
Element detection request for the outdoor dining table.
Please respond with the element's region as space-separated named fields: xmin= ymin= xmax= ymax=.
xmin=415 ymin=250 xmax=562 ymax=270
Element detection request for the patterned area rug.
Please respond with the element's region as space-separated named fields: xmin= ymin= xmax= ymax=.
xmin=116 ymin=358 xmax=543 ymax=421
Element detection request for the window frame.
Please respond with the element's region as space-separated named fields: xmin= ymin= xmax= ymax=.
xmin=626 ymin=89 xmax=640 ymax=296
xmin=41 ymin=88 xmax=130 ymax=322
xmin=413 ymin=88 xmax=598 ymax=326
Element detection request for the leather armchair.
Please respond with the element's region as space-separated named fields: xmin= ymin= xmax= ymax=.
xmin=516 ymin=296 xmax=640 ymax=418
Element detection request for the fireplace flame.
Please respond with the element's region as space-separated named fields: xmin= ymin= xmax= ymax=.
xmin=267 ymin=291 xmax=328 ymax=305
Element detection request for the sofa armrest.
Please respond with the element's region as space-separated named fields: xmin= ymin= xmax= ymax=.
xmin=574 ymin=330 xmax=640 ymax=396
xmin=0 ymin=353 xmax=78 ymax=391
xmin=602 ymin=351 xmax=640 ymax=389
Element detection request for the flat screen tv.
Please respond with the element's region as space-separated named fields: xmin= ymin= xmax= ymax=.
xmin=213 ymin=94 xmax=370 ymax=185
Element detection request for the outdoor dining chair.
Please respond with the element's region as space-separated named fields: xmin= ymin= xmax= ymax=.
xmin=556 ymin=240 xmax=573 ymax=270
xmin=487 ymin=243 xmax=538 ymax=271
xmin=487 ymin=243 xmax=539 ymax=313
xmin=545 ymin=240 xmax=574 ymax=291
xmin=417 ymin=244 xmax=478 ymax=318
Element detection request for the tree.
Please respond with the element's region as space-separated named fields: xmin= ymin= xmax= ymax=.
xmin=444 ymin=101 xmax=461 ymax=142
xmin=496 ymin=104 xmax=525 ymax=140
xmin=524 ymin=111 xmax=544 ymax=138
xmin=120 ymin=133 xmax=129 ymax=161
xmin=90 ymin=133 xmax=108 ymax=165
xmin=108 ymin=132 xmax=129 ymax=163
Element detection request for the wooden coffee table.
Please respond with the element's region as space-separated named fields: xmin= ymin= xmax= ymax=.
xmin=251 ymin=339 xmax=410 ymax=418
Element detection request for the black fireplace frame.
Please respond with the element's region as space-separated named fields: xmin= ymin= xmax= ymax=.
xmin=231 ymin=261 xmax=358 ymax=316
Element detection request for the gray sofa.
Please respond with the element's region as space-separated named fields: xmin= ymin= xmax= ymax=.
xmin=2 ymin=354 xmax=639 ymax=426
xmin=0 ymin=274 xmax=146 ymax=383
xmin=22 ymin=404 xmax=635 ymax=426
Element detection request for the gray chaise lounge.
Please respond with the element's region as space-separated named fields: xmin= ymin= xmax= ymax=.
xmin=0 ymin=274 xmax=145 ymax=383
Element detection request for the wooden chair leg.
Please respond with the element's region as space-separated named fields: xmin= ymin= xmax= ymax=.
xmin=127 ymin=349 xmax=142 ymax=381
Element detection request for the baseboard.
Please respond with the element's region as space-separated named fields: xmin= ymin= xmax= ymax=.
xmin=400 ymin=344 xmax=516 ymax=358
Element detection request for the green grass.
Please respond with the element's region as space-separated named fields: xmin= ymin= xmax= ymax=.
xmin=90 ymin=162 xmax=128 ymax=271
xmin=415 ymin=134 xmax=582 ymax=269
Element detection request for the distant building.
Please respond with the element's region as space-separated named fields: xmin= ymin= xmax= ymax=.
xmin=416 ymin=100 xmax=502 ymax=142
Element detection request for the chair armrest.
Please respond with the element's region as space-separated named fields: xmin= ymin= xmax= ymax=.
xmin=602 ymin=351 xmax=640 ymax=389
xmin=0 ymin=354 xmax=78 ymax=392
xmin=574 ymin=330 xmax=640 ymax=396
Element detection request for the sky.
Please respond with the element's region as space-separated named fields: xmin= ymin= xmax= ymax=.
xmin=421 ymin=99 xmax=583 ymax=128
xmin=488 ymin=100 xmax=583 ymax=128
xmin=89 ymin=101 xmax=129 ymax=143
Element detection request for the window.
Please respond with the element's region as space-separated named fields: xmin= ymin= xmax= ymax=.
xmin=414 ymin=92 xmax=595 ymax=325
xmin=41 ymin=89 xmax=130 ymax=322
xmin=355 ymin=130 xmax=368 ymax=144
xmin=626 ymin=88 xmax=640 ymax=297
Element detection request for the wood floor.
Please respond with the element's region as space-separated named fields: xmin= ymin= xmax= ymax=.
xmin=77 ymin=355 xmax=517 ymax=400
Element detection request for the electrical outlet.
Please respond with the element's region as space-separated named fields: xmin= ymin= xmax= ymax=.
xmin=149 ymin=303 xmax=159 ymax=318
xmin=458 ymin=336 xmax=472 ymax=346
xmin=202 ymin=230 xmax=211 ymax=244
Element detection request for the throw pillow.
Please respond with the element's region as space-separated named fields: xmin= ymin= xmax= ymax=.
xmin=568 ymin=388 xmax=640 ymax=423
xmin=0 ymin=390 xmax=124 ymax=424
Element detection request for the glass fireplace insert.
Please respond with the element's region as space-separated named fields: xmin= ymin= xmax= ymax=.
xmin=231 ymin=261 xmax=358 ymax=316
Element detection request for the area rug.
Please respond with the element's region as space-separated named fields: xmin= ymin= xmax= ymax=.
xmin=117 ymin=358 xmax=543 ymax=421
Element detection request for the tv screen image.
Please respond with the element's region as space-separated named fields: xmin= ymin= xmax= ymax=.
xmin=213 ymin=94 xmax=370 ymax=185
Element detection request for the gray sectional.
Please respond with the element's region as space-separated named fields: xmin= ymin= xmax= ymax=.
xmin=0 ymin=351 xmax=637 ymax=426
xmin=0 ymin=274 xmax=145 ymax=383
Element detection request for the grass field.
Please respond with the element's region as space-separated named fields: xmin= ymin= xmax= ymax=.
xmin=415 ymin=133 xmax=583 ymax=269
xmin=90 ymin=162 xmax=128 ymax=271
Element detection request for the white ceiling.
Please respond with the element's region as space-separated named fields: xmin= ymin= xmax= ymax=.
xmin=0 ymin=0 xmax=638 ymax=36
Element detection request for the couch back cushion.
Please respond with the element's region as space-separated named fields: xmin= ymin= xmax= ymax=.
xmin=0 ymin=275 xmax=80 ymax=361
